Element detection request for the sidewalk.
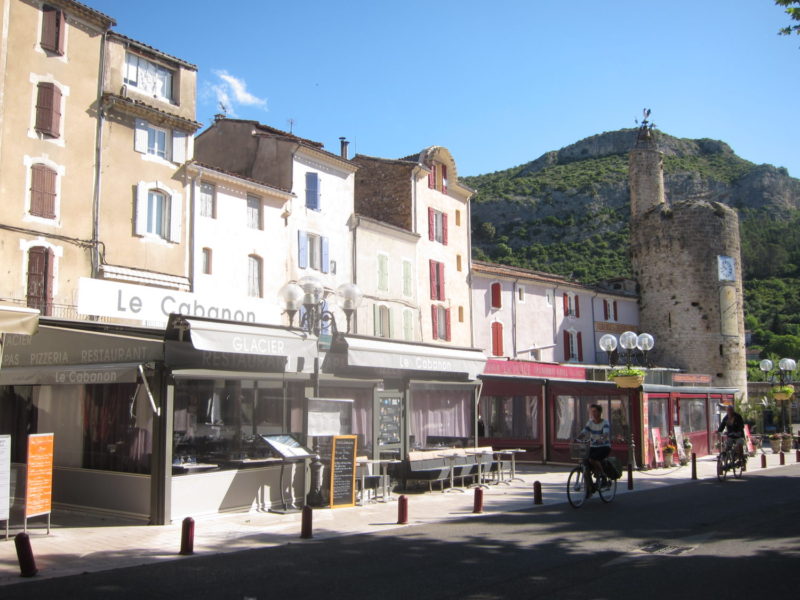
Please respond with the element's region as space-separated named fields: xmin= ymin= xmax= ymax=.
xmin=0 ymin=451 xmax=795 ymax=585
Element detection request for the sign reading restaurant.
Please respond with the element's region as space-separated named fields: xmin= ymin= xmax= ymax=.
xmin=77 ymin=278 xmax=273 ymax=325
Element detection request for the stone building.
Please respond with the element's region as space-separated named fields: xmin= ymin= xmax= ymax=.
xmin=628 ymin=122 xmax=747 ymax=397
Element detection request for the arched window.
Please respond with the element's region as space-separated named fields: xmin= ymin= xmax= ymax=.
xmin=247 ymin=255 xmax=262 ymax=298
xmin=491 ymin=321 xmax=504 ymax=357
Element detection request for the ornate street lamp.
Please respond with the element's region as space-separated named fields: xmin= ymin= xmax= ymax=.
xmin=759 ymin=357 xmax=797 ymax=434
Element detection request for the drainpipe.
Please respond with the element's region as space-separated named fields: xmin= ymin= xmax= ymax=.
xmin=466 ymin=194 xmax=475 ymax=347
xmin=188 ymin=164 xmax=201 ymax=292
xmin=511 ymin=278 xmax=519 ymax=358
xmin=591 ymin=290 xmax=599 ymax=365
xmin=552 ymin=286 xmax=559 ymax=359
xmin=91 ymin=31 xmax=109 ymax=278
xmin=351 ymin=215 xmax=358 ymax=334
xmin=542 ymin=380 xmax=549 ymax=464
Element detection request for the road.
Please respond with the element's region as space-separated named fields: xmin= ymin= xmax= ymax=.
xmin=4 ymin=464 xmax=799 ymax=599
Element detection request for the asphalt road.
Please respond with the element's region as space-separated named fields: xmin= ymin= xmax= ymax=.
xmin=4 ymin=464 xmax=799 ymax=599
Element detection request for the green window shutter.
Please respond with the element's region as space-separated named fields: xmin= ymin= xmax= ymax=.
xmin=378 ymin=254 xmax=388 ymax=291
xmin=373 ymin=303 xmax=380 ymax=336
xmin=403 ymin=260 xmax=411 ymax=296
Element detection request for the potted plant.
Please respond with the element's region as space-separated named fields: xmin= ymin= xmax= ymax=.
xmin=772 ymin=385 xmax=795 ymax=401
xmin=609 ymin=367 xmax=645 ymax=389
xmin=662 ymin=444 xmax=676 ymax=467
xmin=768 ymin=433 xmax=782 ymax=454
xmin=780 ymin=432 xmax=793 ymax=453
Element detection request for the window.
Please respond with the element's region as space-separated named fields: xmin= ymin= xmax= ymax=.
xmin=402 ymin=260 xmax=412 ymax=297
xmin=603 ymin=299 xmax=618 ymax=322
xmin=305 ymin=172 xmax=320 ymax=210
xmin=201 ymin=248 xmax=212 ymax=275
xmin=377 ymin=254 xmax=389 ymax=292
xmin=374 ymin=305 xmax=391 ymax=338
xmin=431 ymin=305 xmax=451 ymax=341
xmin=199 ymin=182 xmax=215 ymax=218
xmin=491 ymin=321 xmax=504 ymax=356
xmin=518 ymin=286 xmax=525 ymax=303
xmin=40 ymin=5 xmax=65 ymax=55
xmin=564 ymin=330 xmax=583 ymax=362
xmin=428 ymin=164 xmax=436 ymax=189
xmin=35 ymin=82 xmax=61 ymax=138
xmin=248 ymin=255 xmax=262 ymax=297
xmin=246 ymin=194 xmax=262 ymax=229
xmin=30 ymin=163 xmax=57 ymax=218
xmin=26 ymin=246 xmax=54 ymax=316
xmin=490 ymin=282 xmax=502 ymax=309
xmin=546 ymin=290 xmax=553 ymax=306
xmin=427 ymin=207 xmax=448 ymax=244
xmin=480 ymin=395 xmax=540 ymax=440
xmin=146 ymin=190 xmax=169 ymax=238
xmin=455 ymin=210 xmax=461 ymax=226
xmin=298 ymin=231 xmax=329 ymax=273
xmin=135 ymin=182 xmax=181 ymax=241
xmin=563 ymin=292 xmax=580 ymax=317
xmin=134 ymin=119 xmax=187 ymax=163
xmin=458 ymin=306 xmax=464 ymax=323
xmin=403 ymin=309 xmax=413 ymax=341
xmin=147 ymin=124 xmax=168 ymax=159
xmin=125 ymin=52 xmax=174 ymax=101
xmin=429 ymin=260 xmax=445 ymax=300
xmin=456 ymin=254 xmax=462 ymax=272
xmin=555 ymin=396 xmax=628 ymax=442
xmin=679 ymin=398 xmax=708 ymax=434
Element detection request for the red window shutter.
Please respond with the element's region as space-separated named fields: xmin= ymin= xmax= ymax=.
xmin=41 ymin=5 xmax=61 ymax=53
xmin=491 ymin=283 xmax=501 ymax=309
xmin=574 ymin=295 xmax=580 ymax=318
xmin=56 ymin=8 xmax=65 ymax=54
xmin=429 ymin=260 xmax=437 ymax=300
xmin=438 ymin=262 xmax=445 ymax=300
xmin=431 ymin=305 xmax=439 ymax=339
xmin=442 ymin=212 xmax=448 ymax=245
xmin=444 ymin=308 xmax=451 ymax=341
xmin=30 ymin=164 xmax=56 ymax=218
xmin=577 ymin=332 xmax=583 ymax=362
xmin=441 ymin=165 xmax=448 ymax=194
xmin=428 ymin=165 xmax=436 ymax=189
xmin=428 ymin=207 xmax=435 ymax=241
xmin=563 ymin=330 xmax=570 ymax=361
xmin=35 ymin=83 xmax=60 ymax=138
xmin=491 ymin=322 xmax=503 ymax=356
xmin=613 ymin=301 xmax=618 ymax=321
xmin=603 ymin=300 xmax=609 ymax=321
xmin=562 ymin=293 xmax=569 ymax=315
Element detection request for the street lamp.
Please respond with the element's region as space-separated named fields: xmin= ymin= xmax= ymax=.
xmin=759 ymin=357 xmax=797 ymax=434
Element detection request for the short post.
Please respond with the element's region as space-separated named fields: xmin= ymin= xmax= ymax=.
xmin=300 ymin=505 xmax=313 ymax=539
xmin=691 ymin=452 xmax=697 ymax=480
xmin=761 ymin=453 xmax=767 ymax=469
xmin=796 ymin=449 xmax=799 ymax=463
xmin=397 ymin=495 xmax=408 ymax=524
xmin=14 ymin=532 xmax=37 ymax=577
xmin=473 ymin=487 xmax=484 ymax=513
xmin=179 ymin=516 xmax=195 ymax=555
xmin=780 ymin=452 xmax=785 ymax=466
xmin=627 ymin=463 xmax=633 ymax=490
xmin=533 ymin=481 xmax=543 ymax=505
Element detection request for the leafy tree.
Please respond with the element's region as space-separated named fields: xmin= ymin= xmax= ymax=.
xmin=776 ymin=1 xmax=800 ymax=36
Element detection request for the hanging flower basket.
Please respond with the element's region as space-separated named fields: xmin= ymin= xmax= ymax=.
xmin=772 ymin=385 xmax=794 ymax=401
xmin=609 ymin=368 xmax=645 ymax=389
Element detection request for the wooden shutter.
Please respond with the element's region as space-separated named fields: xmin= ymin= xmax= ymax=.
xmin=321 ymin=237 xmax=330 ymax=273
xmin=134 ymin=119 xmax=148 ymax=153
xmin=491 ymin=283 xmax=501 ymax=309
xmin=428 ymin=165 xmax=435 ymax=189
xmin=298 ymin=231 xmax=309 ymax=269
xmin=613 ymin=301 xmax=618 ymax=321
xmin=172 ymin=130 xmax=187 ymax=163
xmin=603 ymin=300 xmax=609 ymax=321
xmin=441 ymin=165 xmax=448 ymax=194
xmin=438 ymin=262 xmax=445 ymax=301
xmin=574 ymin=295 xmax=580 ymax=318
xmin=306 ymin=172 xmax=319 ymax=209
xmin=35 ymin=82 xmax=60 ymax=138
xmin=562 ymin=293 xmax=569 ymax=316
xmin=577 ymin=332 xmax=583 ymax=362
xmin=491 ymin=322 xmax=503 ymax=356
xmin=428 ymin=207 xmax=435 ymax=241
xmin=444 ymin=308 xmax=451 ymax=341
xmin=41 ymin=5 xmax=65 ymax=54
xmin=563 ymin=330 xmax=570 ymax=361
xmin=431 ymin=305 xmax=438 ymax=340
xmin=442 ymin=212 xmax=448 ymax=245
xmin=429 ymin=260 xmax=437 ymax=300
xmin=26 ymin=246 xmax=53 ymax=315
xmin=30 ymin=164 xmax=56 ymax=218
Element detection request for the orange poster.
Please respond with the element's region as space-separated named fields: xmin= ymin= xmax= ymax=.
xmin=25 ymin=433 xmax=54 ymax=518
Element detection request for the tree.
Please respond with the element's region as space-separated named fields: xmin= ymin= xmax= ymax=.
xmin=776 ymin=1 xmax=800 ymax=36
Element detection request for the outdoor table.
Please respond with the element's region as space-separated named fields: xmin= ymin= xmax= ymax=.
xmin=358 ymin=458 xmax=400 ymax=502
xmin=496 ymin=449 xmax=526 ymax=482
xmin=465 ymin=450 xmax=493 ymax=489
xmin=437 ymin=453 xmax=466 ymax=493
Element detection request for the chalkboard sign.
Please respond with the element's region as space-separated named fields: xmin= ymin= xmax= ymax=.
xmin=378 ymin=395 xmax=402 ymax=446
xmin=329 ymin=435 xmax=357 ymax=508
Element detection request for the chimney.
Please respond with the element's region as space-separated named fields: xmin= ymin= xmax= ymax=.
xmin=339 ymin=137 xmax=349 ymax=159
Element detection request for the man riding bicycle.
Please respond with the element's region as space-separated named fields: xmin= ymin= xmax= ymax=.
xmin=717 ymin=405 xmax=745 ymax=459
xmin=577 ymin=404 xmax=611 ymax=489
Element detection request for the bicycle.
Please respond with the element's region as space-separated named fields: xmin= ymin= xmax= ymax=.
xmin=566 ymin=441 xmax=617 ymax=508
xmin=716 ymin=434 xmax=746 ymax=481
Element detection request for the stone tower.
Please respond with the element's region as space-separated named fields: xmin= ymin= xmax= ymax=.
xmin=628 ymin=120 xmax=747 ymax=398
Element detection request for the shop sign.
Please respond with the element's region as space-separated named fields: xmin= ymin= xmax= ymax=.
xmin=25 ymin=433 xmax=54 ymax=519
xmin=77 ymin=277 xmax=272 ymax=325
xmin=673 ymin=373 xmax=712 ymax=385
xmin=0 ymin=435 xmax=10 ymax=522
xmin=484 ymin=359 xmax=586 ymax=380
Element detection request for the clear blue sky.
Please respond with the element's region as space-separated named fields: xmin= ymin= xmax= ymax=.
xmin=89 ymin=0 xmax=799 ymax=177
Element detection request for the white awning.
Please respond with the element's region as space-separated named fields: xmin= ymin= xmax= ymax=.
xmin=0 ymin=305 xmax=39 ymax=336
xmin=344 ymin=336 xmax=487 ymax=380
xmin=183 ymin=318 xmax=317 ymax=373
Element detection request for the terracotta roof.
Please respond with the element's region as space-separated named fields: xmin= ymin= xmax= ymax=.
xmin=188 ymin=161 xmax=293 ymax=195
xmin=102 ymin=93 xmax=202 ymax=131
xmin=472 ymin=260 xmax=577 ymax=286
xmin=352 ymin=153 xmax=418 ymax=167
xmin=248 ymin=120 xmax=323 ymax=148
xmin=108 ymin=32 xmax=197 ymax=70
xmin=56 ymin=0 xmax=115 ymax=28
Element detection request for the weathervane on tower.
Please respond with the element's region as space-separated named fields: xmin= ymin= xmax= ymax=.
xmin=635 ymin=108 xmax=656 ymax=145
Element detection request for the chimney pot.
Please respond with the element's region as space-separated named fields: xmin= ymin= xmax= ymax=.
xmin=339 ymin=137 xmax=349 ymax=159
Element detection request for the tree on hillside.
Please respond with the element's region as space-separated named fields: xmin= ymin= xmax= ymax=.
xmin=776 ymin=1 xmax=800 ymax=36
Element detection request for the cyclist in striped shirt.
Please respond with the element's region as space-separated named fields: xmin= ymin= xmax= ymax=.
xmin=579 ymin=404 xmax=611 ymax=487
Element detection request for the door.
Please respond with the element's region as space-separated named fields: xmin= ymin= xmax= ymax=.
xmin=26 ymin=246 xmax=53 ymax=316
xmin=373 ymin=391 xmax=404 ymax=460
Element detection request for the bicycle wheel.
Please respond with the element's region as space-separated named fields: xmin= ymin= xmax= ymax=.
xmin=599 ymin=476 xmax=617 ymax=503
xmin=716 ymin=454 xmax=727 ymax=481
xmin=567 ymin=466 xmax=588 ymax=508
xmin=733 ymin=453 xmax=744 ymax=479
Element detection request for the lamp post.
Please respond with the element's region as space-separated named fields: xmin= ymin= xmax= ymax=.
xmin=759 ymin=357 xmax=797 ymax=434
xmin=598 ymin=331 xmax=655 ymax=471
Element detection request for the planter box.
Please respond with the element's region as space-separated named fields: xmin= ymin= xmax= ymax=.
xmin=769 ymin=439 xmax=782 ymax=453
xmin=612 ymin=375 xmax=644 ymax=389
xmin=781 ymin=437 xmax=793 ymax=452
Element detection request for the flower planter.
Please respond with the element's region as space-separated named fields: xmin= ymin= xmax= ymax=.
xmin=769 ymin=439 xmax=782 ymax=453
xmin=663 ymin=453 xmax=674 ymax=467
xmin=773 ymin=385 xmax=794 ymax=401
xmin=781 ymin=437 xmax=793 ymax=452
xmin=612 ymin=375 xmax=644 ymax=389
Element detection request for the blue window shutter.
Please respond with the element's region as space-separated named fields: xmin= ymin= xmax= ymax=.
xmin=298 ymin=230 xmax=308 ymax=269
xmin=321 ymin=236 xmax=329 ymax=273
xmin=305 ymin=172 xmax=319 ymax=210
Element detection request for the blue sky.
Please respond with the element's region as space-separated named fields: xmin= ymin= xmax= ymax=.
xmin=90 ymin=0 xmax=799 ymax=177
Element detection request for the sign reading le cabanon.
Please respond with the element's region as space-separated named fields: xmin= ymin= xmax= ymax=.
xmin=77 ymin=278 xmax=270 ymax=324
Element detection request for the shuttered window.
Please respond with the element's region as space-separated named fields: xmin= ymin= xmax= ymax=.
xmin=40 ymin=5 xmax=65 ymax=55
xmin=305 ymin=172 xmax=320 ymax=210
xmin=490 ymin=282 xmax=502 ymax=309
xmin=441 ymin=165 xmax=448 ymax=194
xmin=577 ymin=332 xmax=583 ymax=362
xmin=428 ymin=164 xmax=436 ymax=189
xmin=429 ymin=260 xmax=445 ymax=301
xmin=199 ymin=182 xmax=215 ymax=218
xmin=26 ymin=246 xmax=54 ymax=316
xmin=247 ymin=194 xmax=262 ymax=229
xmin=377 ymin=254 xmax=389 ymax=291
xmin=402 ymin=260 xmax=412 ymax=296
xmin=491 ymin=322 xmax=504 ymax=356
xmin=30 ymin=164 xmax=57 ymax=218
xmin=35 ymin=82 xmax=61 ymax=138
xmin=248 ymin=255 xmax=262 ymax=298
xmin=431 ymin=305 xmax=450 ymax=341
xmin=201 ymin=248 xmax=212 ymax=274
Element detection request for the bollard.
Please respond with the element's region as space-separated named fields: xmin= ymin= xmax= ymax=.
xmin=761 ymin=453 xmax=767 ymax=469
xmin=691 ymin=452 xmax=697 ymax=480
xmin=179 ymin=517 xmax=194 ymax=555
xmin=627 ymin=463 xmax=633 ymax=490
xmin=473 ymin=487 xmax=484 ymax=514
xmin=300 ymin=505 xmax=313 ymax=539
xmin=796 ymin=449 xmax=800 ymax=463
xmin=397 ymin=495 xmax=408 ymax=525
xmin=780 ymin=452 xmax=785 ymax=466
xmin=533 ymin=481 xmax=543 ymax=505
xmin=14 ymin=532 xmax=37 ymax=578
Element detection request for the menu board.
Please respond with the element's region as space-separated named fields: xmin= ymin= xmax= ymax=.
xmin=329 ymin=435 xmax=357 ymax=508
xmin=378 ymin=395 xmax=402 ymax=446
xmin=0 ymin=435 xmax=10 ymax=522
xmin=25 ymin=433 xmax=54 ymax=518
xmin=673 ymin=426 xmax=687 ymax=461
xmin=261 ymin=434 xmax=314 ymax=461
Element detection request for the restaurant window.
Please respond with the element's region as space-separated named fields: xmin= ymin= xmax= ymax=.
xmin=648 ymin=397 xmax=669 ymax=438
xmin=410 ymin=385 xmax=471 ymax=449
xmin=679 ymin=398 xmax=708 ymax=434
xmin=34 ymin=82 xmax=62 ymax=138
xmin=30 ymin=163 xmax=57 ymax=218
xmin=199 ymin=182 xmax=216 ymax=217
xmin=479 ymin=395 xmax=540 ymax=439
xmin=40 ymin=4 xmax=66 ymax=55
xmin=554 ymin=395 xmax=628 ymax=443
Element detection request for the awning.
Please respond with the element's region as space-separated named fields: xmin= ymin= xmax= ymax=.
xmin=181 ymin=318 xmax=318 ymax=373
xmin=0 ymin=363 xmax=142 ymax=385
xmin=0 ymin=305 xmax=39 ymax=335
xmin=343 ymin=336 xmax=487 ymax=380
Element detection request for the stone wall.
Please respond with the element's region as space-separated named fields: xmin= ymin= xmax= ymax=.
xmin=352 ymin=156 xmax=414 ymax=231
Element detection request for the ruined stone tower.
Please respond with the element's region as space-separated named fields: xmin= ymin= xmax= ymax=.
xmin=628 ymin=120 xmax=747 ymax=398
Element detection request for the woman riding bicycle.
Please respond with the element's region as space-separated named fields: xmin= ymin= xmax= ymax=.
xmin=578 ymin=404 xmax=611 ymax=488
xmin=717 ymin=405 xmax=745 ymax=459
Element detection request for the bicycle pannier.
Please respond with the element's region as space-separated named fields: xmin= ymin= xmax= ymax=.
xmin=603 ymin=456 xmax=623 ymax=480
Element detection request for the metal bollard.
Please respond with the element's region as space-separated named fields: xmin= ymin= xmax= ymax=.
xmin=14 ymin=532 xmax=37 ymax=577
xmin=796 ymin=449 xmax=800 ymax=463
xmin=780 ymin=452 xmax=785 ymax=466
xmin=300 ymin=505 xmax=313 ymax=539
xmin=533 ymin=481 xmax=543 ymax=505
xmin=397 ymin=495 xmax=408 ymax=524
xmin=626 ymin=464 xmax=633 ymax=490
xmin=473 ymin=487 xmax=484 ymax=513
xmin=179 ymin=517 xmax=194 ymax=555
xmin=761 ymin=453 xmax=767 ymax=469
xmin=691 ymin=453 xmax=697 ymax=480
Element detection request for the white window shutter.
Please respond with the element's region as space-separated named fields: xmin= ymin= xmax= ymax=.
xmin=172 ymin=130 xmax=186 ymax=163
xmin=388 ymin=308 xmax=394 ymax=339
xmin=169 ymin=192 xmax=182 ymax=242
xmin=134 ymin=119 xmax=148 ymax=153
xmin=134 ymin=183 xmax=148 ymax=235
xmin=321 ymin=236 xmax=330 ymax=273
xmin=298 ymin=231 xmax=308 ymax=269
xmin=373 ymin=304 xmax=380 ymax=336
